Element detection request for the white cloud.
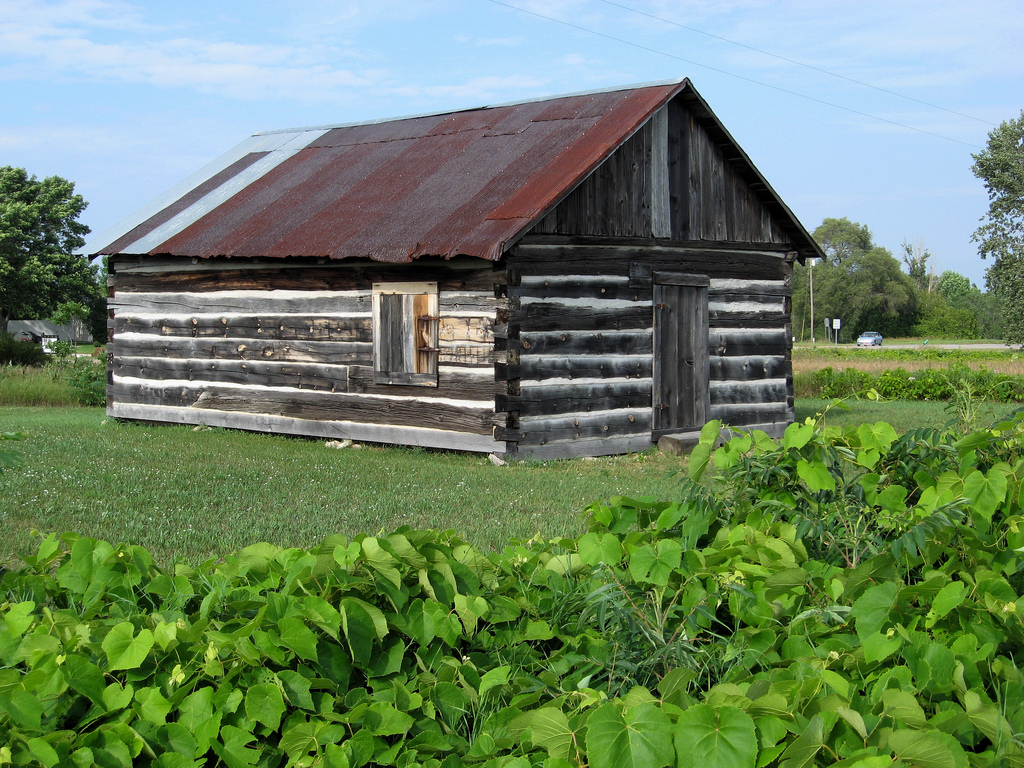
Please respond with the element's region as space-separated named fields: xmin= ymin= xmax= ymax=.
xmin=0 ymin=0 xmax=380 ymax=101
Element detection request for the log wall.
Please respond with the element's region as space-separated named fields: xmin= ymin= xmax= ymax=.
xmin=503 ymin=239 xmax=794 ymax=458
xmin=106 ymin=256 xmax=507 ymax=453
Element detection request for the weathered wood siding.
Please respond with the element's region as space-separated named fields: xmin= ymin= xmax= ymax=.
xmin=503 ymin=239 xmax=794 ymax=457
xmin=530 ymin=99 xmax=791 ymax=245
xmin=107 ymin=256 xmax=507 ymax=452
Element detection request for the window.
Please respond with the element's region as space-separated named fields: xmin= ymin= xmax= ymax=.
xmin=372 ymin=282 xmax=439 ymax=386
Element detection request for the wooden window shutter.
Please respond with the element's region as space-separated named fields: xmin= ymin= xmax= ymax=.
xmin=373 ymin=282 xmax=439 ymax=386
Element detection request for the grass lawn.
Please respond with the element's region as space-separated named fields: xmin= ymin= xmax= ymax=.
xmin=2 ymin=391 xmax=1018 ymax=567
xmin=0 ymin=407 xmax=685 ymax=566
xmin=794 ymin=397 xmax=1017 ymax=434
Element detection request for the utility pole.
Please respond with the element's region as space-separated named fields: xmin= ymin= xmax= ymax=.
xmin=809 ymin=258 xmax=817 ymax=344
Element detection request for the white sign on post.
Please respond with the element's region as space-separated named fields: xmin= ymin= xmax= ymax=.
xmin=832 ymin=319 xmax=841 ymax=329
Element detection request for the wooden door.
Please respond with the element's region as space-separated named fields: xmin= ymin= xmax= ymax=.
xmin=652 ymin=272 xmax=709 ymax=437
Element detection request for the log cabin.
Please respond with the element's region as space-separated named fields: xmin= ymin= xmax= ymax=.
xmin=86 ymin=79 xmax=825 ymax=460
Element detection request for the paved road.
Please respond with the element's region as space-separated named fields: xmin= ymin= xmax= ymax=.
xmin=877 ymin=343 xmax=1012 ymax=350
xmin=802 ymin=343 xmax=1014 ymax=350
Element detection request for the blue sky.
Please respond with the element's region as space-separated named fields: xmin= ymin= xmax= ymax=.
xmin=2 ymin=0 xmax=1022 ymax=287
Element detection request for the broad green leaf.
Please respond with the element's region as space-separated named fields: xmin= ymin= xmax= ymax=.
xmin=301 ymin=596 xmax=342 ymax=640
xmin=245 ymin=683 xmax=286 ymax=731
xmin=278 ymin=669 xmax=315 ymax=710
xmin=881 ymin=689 xmax=927 ymax=729
xmin=26 ymin=738 xmax=59 ymax=768
xmin=524 ymin=707 xmax=574 ymax=761
xmin=366 ymin=701 xmax=415 ymax=736
xmin=862 ymin=632 xmax=903 ymax=664
xmin=479 ymin=665 xmax=511 ymax=697
xmin=401 ymin=599 xmax=436 ymax=646
xmin=544 ymin=553 xmax=585 ymax=576
xmin=674 ymin=703 xmax=757 ymax=768
xmin=796 ymin=460 xmax=835 ymax=492
xmin=577 ymin=532 xmax=623 ymax=566
xmin=963 ymin=690 xmax=1015 ymax=744
xmin=278 ymin=616 xmax=319 ymax=662
xmin=836 ymin=707 xmax=868 ymax=740
xmin=0 ymin=688 xmax=43 ymax=730
xmin=856 ymin=449 xmax=881 ymax=469
xmin=340 ymin=602 xmax=377 ymax=667
xmin=135 ymin=686 xmax=172 ymax=725
xmin=857 ymin=422 xmax=899 ymax=452
xmin=214 ymin=724 xmax=260 ymax=768
xmin=689 ymin=441 xmax=713 ymax=481
xmin=926 ymin=581 xmax=967 ymax=627
xmin=3 ymin=601 xmax=36 ymax=636
xmin=782 ymin=421 xmax=815 ymax=450
xmin=964 ymin=465 xmax=1009 ymax=526
xmin=62 ymin=654 xmax=106 ymax=704
xmin=751 ymin=430 xmax=778 ymax=452
xmin=165 ymin=723 xmax=198 ymax=758
xmin=763 ymin=568 xmax=809 ymax=601
xmin=102 ymin=681 xmax=134 ymax=712
xmin=153 ymin=621 xmax=177 ymax=651
xmin=588 ymin=701 xmax=674 ymax=768
xmin=102 ymin=621 xmax=155 ymax=671
xmin=343 ymin=597 xmax=389 ymax=639
xmin=850 ymin=581 xmax=900 ymax=636
xmin=778 ymin=713 xmax=828 ymax=768
xmin=178 ymin=687 xmax=220 ymax=752
xmin=360 ymin=537 xmax=403 ymax=586
xmin=628 ymin=539 xmax=682 ymax=587
xmin=887 ymin=728 xmax=956 ymax=768
xmin=876 ymin=485 xmax=908 ymax=513
xmin=453 ymin=593 xmax=489 ymax=633
xmin=386 ymin=533 xmax=430 ymax=568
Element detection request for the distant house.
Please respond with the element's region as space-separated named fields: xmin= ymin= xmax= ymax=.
xmin=85 ymin=79 xmax=824 ymax=459
xmin=8 ymin=319 xmax=91 ymax=344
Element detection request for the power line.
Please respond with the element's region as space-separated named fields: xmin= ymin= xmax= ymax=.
xmin=486 ymin=0 xmax=985 ymax=150
xmin=597 ymin=0 xmax=995 ymax=127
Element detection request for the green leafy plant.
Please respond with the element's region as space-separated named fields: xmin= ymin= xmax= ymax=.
xmin=63 ymin=356 xmax=106 ymax=406
xmin=5 ymin=412 xmax=1024 ymax=766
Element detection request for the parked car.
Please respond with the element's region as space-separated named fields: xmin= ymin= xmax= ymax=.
xmin=856 ymin=331 xmax=883 ymax=347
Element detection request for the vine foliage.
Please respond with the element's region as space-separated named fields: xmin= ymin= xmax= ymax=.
xmin=5 ymin=409 xmax=1024 ymax=765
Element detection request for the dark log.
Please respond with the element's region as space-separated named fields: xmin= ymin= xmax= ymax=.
xmin=515 ymin=330 xmax=653 ymax=356
xmin=515 ymin=434 xmax=654 ymax=461
xmin=516 ymin=305 xmax=652 ymax=333
xmin=709 ymin=379 xmax=789 ymax=405
xmin=510 ymin=409 xmax=652 ymax=443
xmin=708 ymin=310 xmax=788 ymax=327
xmin=510 ymin=354 xmax=652 ymax=381
xmin=511 ymin=278 xmax=650 ymax=303
xmin=709 ymin=330 xmax=790 ymax=356
xmin=709 ymin=355 xmax=788 ymax=381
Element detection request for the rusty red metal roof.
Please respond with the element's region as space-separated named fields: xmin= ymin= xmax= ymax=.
xmin=87 ymin=81 xmax=688 ymax=262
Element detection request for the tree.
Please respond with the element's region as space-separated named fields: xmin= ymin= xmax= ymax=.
xmin=0 ymin=166 xmax=96 ymax=335
xmin=811 ymin=217 xmax=873 ymax=264
xmin=936 ymin=270 xmax=1004 ymax=339
xmin=972 ymin=110 xmax=1024 ymax=344
xmin=901 ymin=239 xmax=936 ymax=293
xmin=792 ymin=219 xmax=919 ymax=341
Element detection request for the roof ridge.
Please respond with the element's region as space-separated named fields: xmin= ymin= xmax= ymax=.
xmin=253 ymin=78 xmax=689 ymax=137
